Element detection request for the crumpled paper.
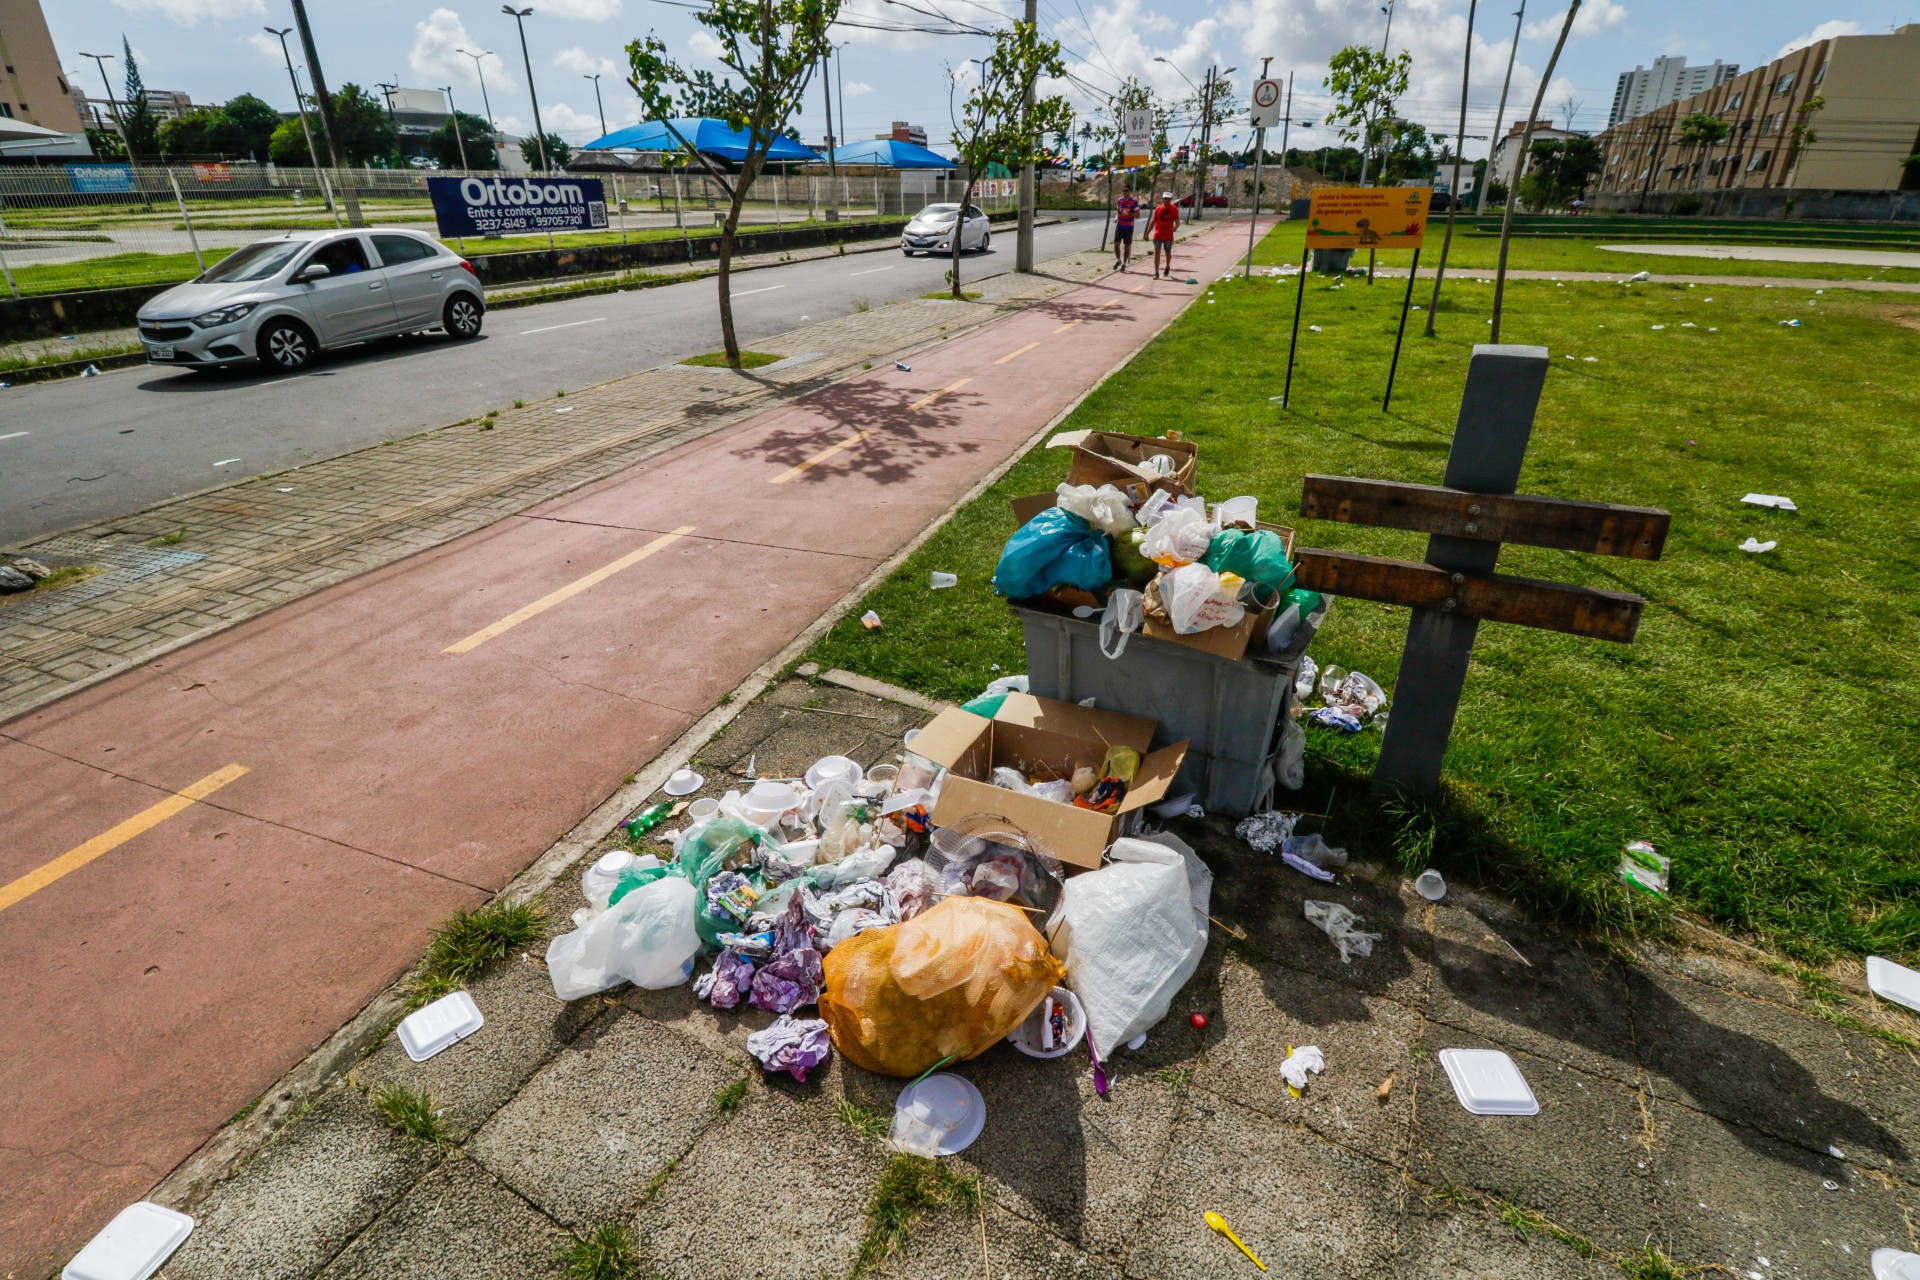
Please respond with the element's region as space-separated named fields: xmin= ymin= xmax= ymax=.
xmin=749 ymin=893 xmax=824 ymax=1013
xmin=746 ymin=1015 xmax=832 ymax=1082
xmin=1280 ymin=1044 xmax=1325 ymax=1091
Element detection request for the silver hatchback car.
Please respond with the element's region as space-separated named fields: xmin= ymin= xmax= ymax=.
xmin=136 ymin=228 xmax=485 ymax=373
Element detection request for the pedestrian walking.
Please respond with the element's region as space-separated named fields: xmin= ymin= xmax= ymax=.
xmin=1148 ymin=191 xmax=1180 ymax=278
xmin=1112 ymin=188 xmax=1140 ymax=271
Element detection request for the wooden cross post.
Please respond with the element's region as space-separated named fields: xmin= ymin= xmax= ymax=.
xmin=1291 ymin=344 xmax=1671 ymax=798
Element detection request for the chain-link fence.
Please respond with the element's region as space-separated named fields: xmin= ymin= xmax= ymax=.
xmin=0 ymin=164 xmax=1010 ymax=299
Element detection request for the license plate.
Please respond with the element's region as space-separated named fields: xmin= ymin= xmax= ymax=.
xmin=148 ymin=344 xmax=174 ymax=361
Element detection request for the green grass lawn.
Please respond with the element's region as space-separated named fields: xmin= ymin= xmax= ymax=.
xmin=807 ymin=227 xmax=1920 ymax=963
xmin=1249 ymin=219 xmax=1920 ymax=283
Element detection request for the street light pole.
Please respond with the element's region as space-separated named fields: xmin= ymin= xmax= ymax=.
xmin=585 ymin=73 xmax=606 ymax=136
xmin=287 ymin=0 xmax=365 ymax=226
xmin=458 ymin=49 xmax=497 ymax=130
xmin=1486 ymin=1 xmax=1526 ymax=208
xmin=442 ymin=86 xmax=470 ymax=170
xmin=264 ymin=30 xmax=323 ymax=183
xmin=77 ymin=52 xmax=132 ymax=158
xmin=503 ymin=6 xmax=549 ymax=172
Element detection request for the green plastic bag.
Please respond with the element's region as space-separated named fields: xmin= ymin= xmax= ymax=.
xmin=962 ymin=691 xmax=1009 ymax=718
xmin=675 ymin=817 xmax=773 ymax=949
xmin=607 ymin=862 xmax=679 ymax=907
xmin=1205 ymin=529 xmax=1296 ymax=596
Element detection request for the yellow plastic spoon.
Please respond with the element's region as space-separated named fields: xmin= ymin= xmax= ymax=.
xmin=1205 ymin=1211 xmax=1267 ymax=1272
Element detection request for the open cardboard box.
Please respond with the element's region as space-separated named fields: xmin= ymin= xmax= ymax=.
xmin=911 ymin=693 xmax=1189 ymax=869
xmin=1064 ymin=430 xmax=1198 ymax=497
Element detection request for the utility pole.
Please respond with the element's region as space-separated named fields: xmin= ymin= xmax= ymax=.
xmin=820 ymin=37 xmax=840 ymax=221
xmin=1015 ymin=0 xmax=1037 ymax=271
xmin=585 ymin=73 xmax=606 ymax=137
xmin=442 ymin=86 xmax=470 ymax=170
xmin=376 ymin=81 xmax=401 ymax=165
xmin=1358 ymin=0 xmax=1398 ymax=188
xmin=1486 ymin=1 xmax=1526 ymax=208
xmin=1192 ymin=66 xmax=1212 ymax=221
xmin=1244 ymin=56 xmax=1272 ymax=279
xmin=288 ymin=0 xmax=365 ymax=227
xmin=503 ymin=6 xmax=549 ymax=172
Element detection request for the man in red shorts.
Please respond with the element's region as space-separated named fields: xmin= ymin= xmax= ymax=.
xmin=1147 ymin=191 xmax=1180 ymax=278
xmin=1112 ymin=189 xmax=1139 ymax=271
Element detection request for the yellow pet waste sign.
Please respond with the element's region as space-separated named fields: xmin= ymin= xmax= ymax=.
xmin=1304 ymin=187 xmax=1432 ymax=249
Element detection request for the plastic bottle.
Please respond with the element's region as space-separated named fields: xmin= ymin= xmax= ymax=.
xmin=625 ymin=802 xmax=673 ymax=840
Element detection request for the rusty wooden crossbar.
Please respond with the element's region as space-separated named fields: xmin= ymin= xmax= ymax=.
xmin=1301 ymin=476 xmax=1670 ymax=561
xmin=1293 ymin=549 xmax=1647 ymax=643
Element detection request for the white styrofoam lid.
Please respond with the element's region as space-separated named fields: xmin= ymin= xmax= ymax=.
xmin=64 ymin=1202 xmax=193 ymax=1280
xmin=1874 ymin=1248 xmax=1920 ymax=1280
xmin=1438 ymin=1048 xmax=1540 ymax=1116
xmin=397 ymin=990 xmax=484 ymax=1062
xmin=1867 ymin=957 xmax=1920 ymax=1014
xmin=895 ymin=1073 xmax=986 ymax=1155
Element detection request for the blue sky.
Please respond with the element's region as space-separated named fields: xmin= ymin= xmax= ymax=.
xmin=45 ymin=0 xmax=1913 ymax=160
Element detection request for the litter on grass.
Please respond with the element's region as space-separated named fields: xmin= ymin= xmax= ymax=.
xmin=929 ymin=571 xmax=958 ymax=589
xmin=1619 ymin=840 xmax=1670 ymax=896
xmin=860 ymin=610 xmax=883 ymax=629
xmin=1739 ymin=538 xmax=1776 ymax=553
xmin=1742 ymin=493 xmax=1798 ymax=511
xmin=1866 ymin=957 xmax=1920 ymax=1014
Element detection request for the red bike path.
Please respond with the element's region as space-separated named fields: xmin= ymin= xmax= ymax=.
xmin=0 ymin=223 xmax=1256 ymax=1275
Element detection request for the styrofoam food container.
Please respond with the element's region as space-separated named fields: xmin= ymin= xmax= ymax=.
xmin=397 ymin=991 xmax=484 ymax=1062
xmin=1867 ymin=956 xmax=1920 ymax=1014
xmin=1437 ymin=1048 xmax=1539 ymax=1116
xmin=1005 ymin=986 xmax=1086 ymax=1058
xmin=1874 ymin=1248 xmax=1920 ymax=1280
xmin=804 ymin=755 xmax=864 ymax=791
xmin=893 ymin=1073 xmax=986 ymax=1155
xmin=64 ymin=1202 xmax=193 ymax=1280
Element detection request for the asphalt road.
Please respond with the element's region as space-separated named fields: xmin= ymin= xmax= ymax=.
xmin=0 ymin=214 xmax=1116 ymax=547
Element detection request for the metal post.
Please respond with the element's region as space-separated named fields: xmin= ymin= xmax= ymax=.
xmin=267 ymin=28 xmax=330 ymax=213
xmin=1383 ymin=248 xmax=1420 ymax=410
xmin=168 ymin=172 xmax=206 ymax=273
xmin=443 ymin=86 xmax=470 ymax=171
xmin=1485 ymin=2 xmax=1525 ymax=210
xmin=290 ymin=0 xmax=365 ymax=227
xmin=1492 ymin=0 xmax=1579 ymax=342
xmin=505 ymin=6 xmax=549 ymax=173
xmin=0 ymin=203 xmax=20 ymax=299
xmin=1425 ymin=0 xmax=1475 ymax=335
xmin=820 ymin=41 xmax=840 ymax=222
xmin=1015 ymin=0 xmax=1037 ymax=270
xmin=1371 ymin=345 xmax=1548 ymax=797
xmin=1281 ymin=246 xmax=1309 ymax=407
xmin=1245 ymin=126 xmax=1265 ymax=278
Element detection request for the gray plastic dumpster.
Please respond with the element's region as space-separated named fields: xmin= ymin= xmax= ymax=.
xmin=1014 ymin=603 xmax=1324 ymax=819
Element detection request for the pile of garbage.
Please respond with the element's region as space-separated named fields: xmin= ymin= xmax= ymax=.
xmin=991 ymin=430 xmax=1324 ymax=661
xmin=546 ymin=738 xmax=1215 ymax=1127
xmin=1291 ymin=658 xmax=1389 ymax=733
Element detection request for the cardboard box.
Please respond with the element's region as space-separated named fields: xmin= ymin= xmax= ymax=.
xmin=1066 ymin=431 xmax=1198 ymax=497
xmin=911 ymin=693 xmax=1189 ymax=869
xmin=1140 ymin=577 xmax=1274 ymax=662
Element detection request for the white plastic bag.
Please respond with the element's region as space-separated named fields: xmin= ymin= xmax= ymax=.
xmin=1303 ymin=899 xmax=1382 ymax=964
xmin=828 ymin=842 xmax=897 ymax=888
xmin=546 ymin=875 xmax=701 ymax=999
xmin=1099 ymin=588 xmax=1144 ymax=660
xmin=1054 ymin=483 xmax=1137 ymax=536
xmin=1162 ymin=563 xmax=1245 ymax=634
xmin=1277 ymin=718 xmax=1306 ymax=791
xmin=1140 ymin=506 xmax=1212 ymax=567
xmin=1050 ymin=833 xmax=1212 ymax=1058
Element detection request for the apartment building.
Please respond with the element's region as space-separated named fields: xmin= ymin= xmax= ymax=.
xmin=0 ymin=0 xmax=88 ymax=142
xmin=1594 ymin=24 xmax=1920 ymax=200
xmin=1608 ymin=56 xmax=1740 ymax=127
xmin=1488 ymin=118 xmax=1586 ymax=191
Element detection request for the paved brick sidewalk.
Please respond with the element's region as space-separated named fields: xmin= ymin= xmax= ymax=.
xmin=149 ymin=676 xmax=1920 ymax=1280
xmin=0 ymin=227 xmax=1151 ymax=722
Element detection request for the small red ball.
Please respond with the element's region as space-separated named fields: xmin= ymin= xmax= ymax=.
xmin=1190 ymin=1012 xmax=1209 ymax=1030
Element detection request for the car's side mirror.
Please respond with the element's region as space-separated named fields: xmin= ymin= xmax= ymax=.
xmin=293 ymin=263 xmax=331 ymax=283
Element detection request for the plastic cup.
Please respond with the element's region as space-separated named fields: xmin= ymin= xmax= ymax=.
xmin=1216 ymin=495 xmax=1258 ymax=528
xmin=688 ymin=798 xmax=719 ymax=822
xmin=1414 ymin=869 xmax=1447 ymax=901
xmin=929 ymin=571 xmax=958 ymax=589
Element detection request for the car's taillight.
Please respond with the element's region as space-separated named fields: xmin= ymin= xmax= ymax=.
xmin=459 ymin=259 xmax=477 ymax=276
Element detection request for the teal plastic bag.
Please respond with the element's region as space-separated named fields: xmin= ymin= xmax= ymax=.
xmin=962 ymin=691 xmax=1009 ymax=718
xmin=607 ymin=862 xmax=679 ymax=907
xmin=1205 ymin=529 xmax=1295 ymax=597
xmin=675 ymin=817 xmax=772 ymax=949
xmin=993 ymin=508 xmax=1113 ymax=599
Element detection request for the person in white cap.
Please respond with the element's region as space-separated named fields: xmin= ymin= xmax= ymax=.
xmin=1147 ymin=191 xmax=1180 ymax=278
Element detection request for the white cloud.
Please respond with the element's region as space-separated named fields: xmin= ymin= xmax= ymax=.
xmin=1776 ymin=20 xmax=1860 ymax=59
xmin=687 ymin=29 xmax=726 ymax=60
xmin=554 ymin=47 xmax=619 ymax=77
xmin=110 ymin=0 xmax=264 ymax=26
xmin=244 ymin=31 xmax=285 ymax=63
xmin=844 ymin=81 xmax=874 ymax=98
xmin=1523 ymin=0 xmax=1628 ymax=41
xmin=410 ymin=9 xmax=515 ymax=92
xmin=537 ymin=0 xmax=623 ymax=19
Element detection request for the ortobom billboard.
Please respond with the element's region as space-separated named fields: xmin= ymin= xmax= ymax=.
xmin=427 ymin=176 xmax=608 ymax=238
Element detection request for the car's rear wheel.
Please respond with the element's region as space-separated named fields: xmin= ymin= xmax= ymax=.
xmin=257 ymin=319 xmax=316 ymax=372
xmin=977 ymin=230 xmax=991 ymax=253
xmin=444 ymin=294 xmax=483 ymax=339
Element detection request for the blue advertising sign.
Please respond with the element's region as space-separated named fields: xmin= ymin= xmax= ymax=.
xmin=426 ymin=175 xmax=607 ymax=237
xmin=68 ymin=164 xmax=136 ymax=194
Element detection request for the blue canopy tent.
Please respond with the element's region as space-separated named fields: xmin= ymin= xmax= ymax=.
xmin=581 ymin=117 xmax=820 ymax=163
xmin=813 ymin=138 xmax=956 ymax=169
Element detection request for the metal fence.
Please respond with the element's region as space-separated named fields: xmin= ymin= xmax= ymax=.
xmin=0 ymin=164 xmax=1009 ymax=299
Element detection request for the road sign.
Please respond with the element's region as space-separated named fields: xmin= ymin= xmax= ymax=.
xmin=427 ymin=175 xmax=608 ymax=238
xmin=1122 ymin=109 xmax=1152 ymax=167
xmin=1304 ymin=186 xmax=1431 ymax=250
xmin=1250 ymin=78 xmax=1283 ymax=129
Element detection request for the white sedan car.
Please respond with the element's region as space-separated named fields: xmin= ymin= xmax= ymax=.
xmin=135 ymin=229 xmax=485 ymax=373
xmin=901 ymin=203 xmax=991 ymax=256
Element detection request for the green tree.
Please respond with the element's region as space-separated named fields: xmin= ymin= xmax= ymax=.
xmin=519 ymin=131 xmax=572 ymax=168
xmin=268 ymin=117 xmax=312 ymax=166
xmin=120 ymin=37 xmax=163 ymax=161
xmin=628 ymin=0 xmax=838 ymax=368
xmin=1517 ymin=134 xmax=1603 ymax=208
xmin=1180 ymin=71 xmax=1234 ymax=214
xmin=1377 ymin=118 xmax=1434 ymax=183
xmin=1786 ymin=94 xmax=1824 ymax=176
xmin=329 ymin=84 xmax=397 ymax=165
xmin=212 ymin=94 xmax=282 ymax=158
xmin=428 ymin=111 xmax=497 ymax=170
xmin=158 ymin=107 xmax=221 ymax=159
xmin=943 ymin=22 xmax=1070 ymax=297
xmin=88 ymin=126 xmax=127 ymax=159
xmin=1322 ymin=44 xmax=1410 ymax=185
xmin=1677 ymin=109 xmax=1731 ymax=193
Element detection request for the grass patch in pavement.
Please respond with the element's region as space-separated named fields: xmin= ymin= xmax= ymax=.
xmin=854 ymin=1154 xmax=980 ymax=1276
xmin=681 ymin=350 xmax=784 ymax=368
xmin=408 ymin=898 xmax=546 ymax=1008
xmin=806 ymin=224 xmax=1920 ymax=962
xmin=1249 ymin=218 xmax=1920 ymax=283
xmin=559 ymin=1223 xmax=644 ymax=1280
xmin=0 ymin=564 xmax=105 ymax=609
xmin=922 ymin=290 xmax=984 ymax=301
xmin=369 ymin=1084 xmax=447 ymax=1148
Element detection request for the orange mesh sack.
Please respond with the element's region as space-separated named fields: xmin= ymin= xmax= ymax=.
xmin=819 ymin=896 xmax=1065 ymax=1078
